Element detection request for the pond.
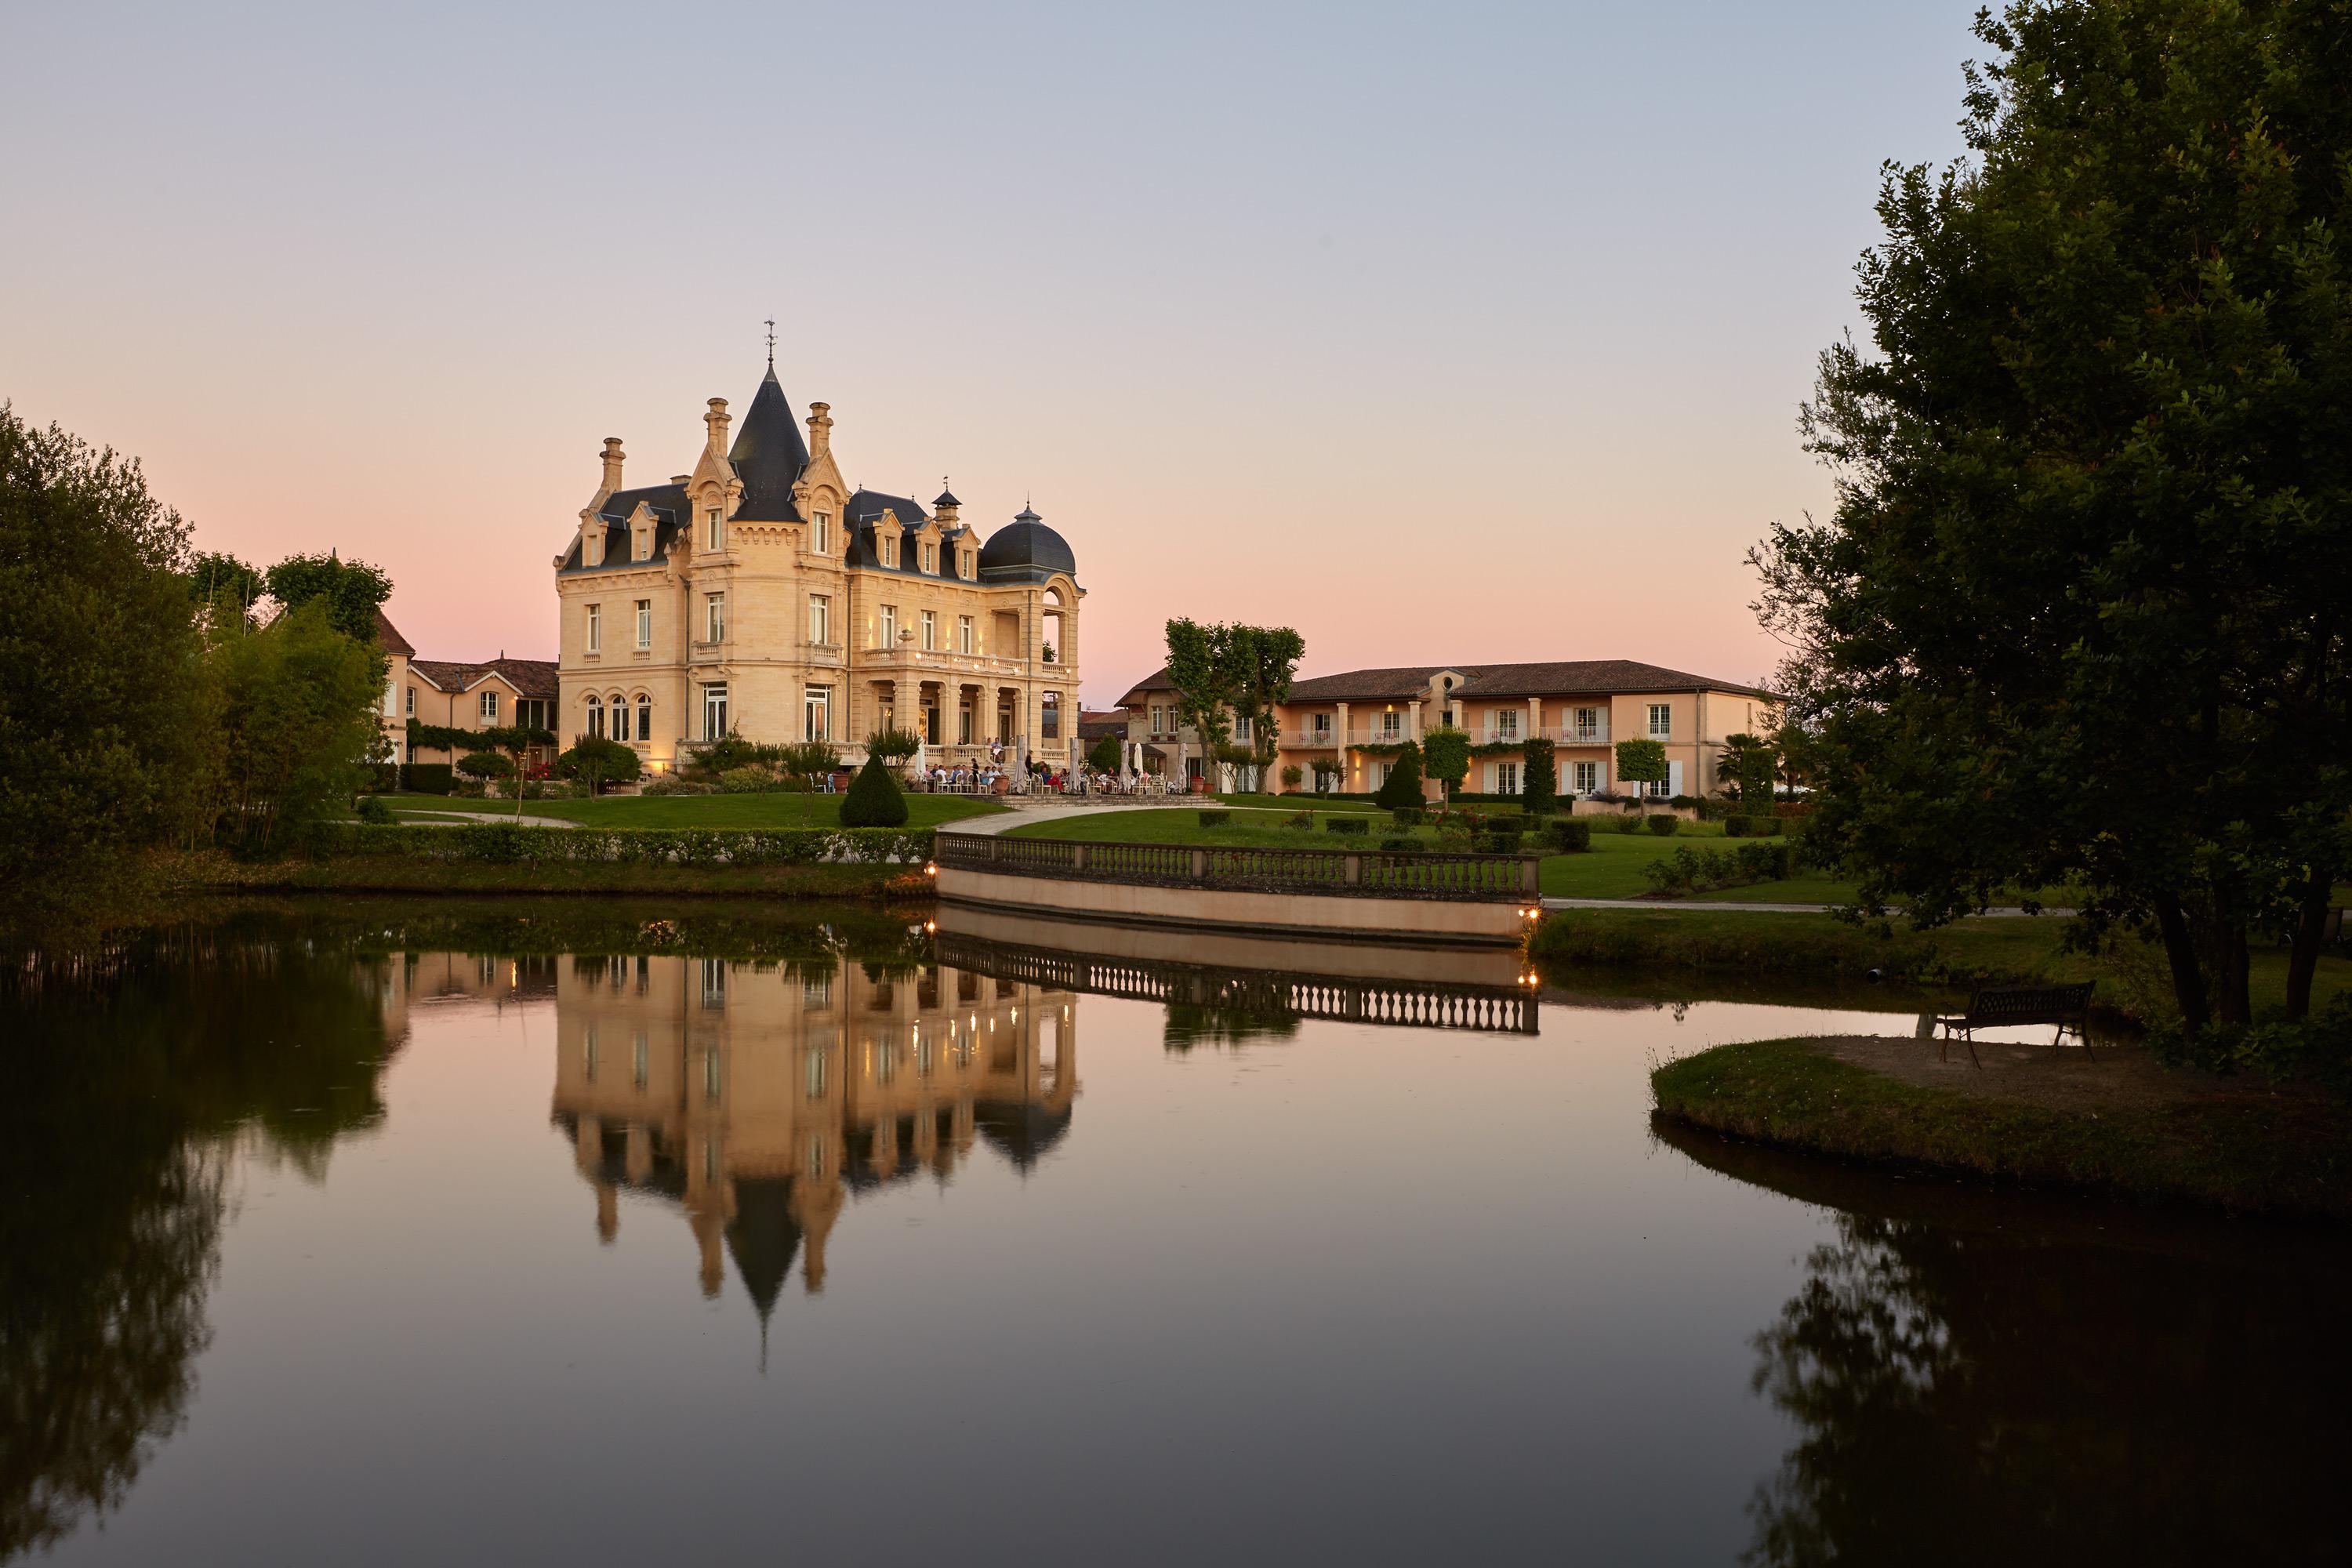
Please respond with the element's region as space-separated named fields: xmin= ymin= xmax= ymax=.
xmin=5 ymin=899 xmax=2346 ymax=1565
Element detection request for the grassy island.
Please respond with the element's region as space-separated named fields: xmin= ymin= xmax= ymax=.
xmin=1652 ymin=1036 xmax=2352 ymax=1219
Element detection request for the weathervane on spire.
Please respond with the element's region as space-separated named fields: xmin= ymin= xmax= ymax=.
xmin=764 ymin=318 xmax=776 ymax=369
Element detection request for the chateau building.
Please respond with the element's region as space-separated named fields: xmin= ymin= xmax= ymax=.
xmin=554 ymin=358 xmax=1083 ymax=773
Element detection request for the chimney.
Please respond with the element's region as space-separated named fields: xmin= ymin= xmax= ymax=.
xmin=806 ymin=401 xmax=833 ymax=459
xmin=704 ymin=397 xmax=731 ymax=458
xmin=599 ymin=437 xmax=625 ymax=496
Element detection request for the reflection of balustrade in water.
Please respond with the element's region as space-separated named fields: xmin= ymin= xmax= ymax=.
xmin=935 ymin=930 xmax=1537 ymax=1035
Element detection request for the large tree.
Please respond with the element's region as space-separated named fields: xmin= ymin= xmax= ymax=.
xmin=1163 ymin=619 xmax=1306 ymax=789
xmin=0 ymin=406 xmax=219 ymax=941
xmin=262 ymin=551 xmax=392 ymax=649
xmin=1755 ymin=0 xmax=2352 ymax=1029
xmin=208 ymin=599 xmax=384 ymax=852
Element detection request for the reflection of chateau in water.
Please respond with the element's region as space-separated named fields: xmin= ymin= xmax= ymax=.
xmin=550 ymin=953 xmax=1076 ymax=1321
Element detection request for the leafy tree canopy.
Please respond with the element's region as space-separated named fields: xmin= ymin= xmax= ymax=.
xmin=1086 ymin=732 xmax=1123 ymax=773
xmin=1163 ymin=619 xmax=1306 ymax=767
xmin=1614 ymin=739 xmax=1667 ymax=796
xmin=1754 ymin=0 xmax=2352 ymax=1028
xmin=0 ymin=405 xmax=217 ymax=940
xmin=1421 ymin=726 xmax=1471 ymax=800
xmin=263 ymin=552 xmax=392 ymax=648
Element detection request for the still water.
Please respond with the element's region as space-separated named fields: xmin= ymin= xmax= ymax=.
xmin=5 ymin=900 xmax=2346 ymax=1566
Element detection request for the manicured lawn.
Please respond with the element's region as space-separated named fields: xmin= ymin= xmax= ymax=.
xmin=389 ymin=792 xmax=1005 ymax=830
xmin=1212 ymin=793 xmax=1384 ymax=813
xmin=1000 ymin=808 xmax=1877 ymax=902
xmin=1652 ymin=1036 xmax=2352 ymax=1218
xmin=1003 ymin=806 xmax=1386 ymax=846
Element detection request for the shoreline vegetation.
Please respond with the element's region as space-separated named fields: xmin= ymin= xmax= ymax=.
xmin=1652 ymin=1036 xmax=2352 ymax=1221
xmin=158 ymin=820 xmax=942 ymax=903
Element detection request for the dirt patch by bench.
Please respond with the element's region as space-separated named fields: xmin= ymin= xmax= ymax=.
xmin=1812 ymin=1033 xmax=2312 ymax=1116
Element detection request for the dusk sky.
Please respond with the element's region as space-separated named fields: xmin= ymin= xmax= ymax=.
xmin=4 ymin=1 xmax=1984 ymax=704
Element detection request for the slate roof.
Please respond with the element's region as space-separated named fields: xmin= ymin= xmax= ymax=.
xmin=561 ymin=482 xmax=685 ymax=575
xmin=844 ymin=489 xmax=952 ymax=576
xmin=1077 ymin=710 xmax=1127 ymax=742
xmin=978 ymin=506 xmax=1076 ymax=583
xmin=408 ymin=657 xmax=560 ymax=699
xmin=376 ymin=608 xmax=416 ymax=658
xmin=728 ymin=368 xmax=808 ymax=521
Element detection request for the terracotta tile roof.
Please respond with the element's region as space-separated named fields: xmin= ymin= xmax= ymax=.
xmin=1077 ymin=710 xmax=1127 ymax=742
xmin=1449 ymin=660 xmax=1771 ymax=700
xmin=375 ymin=608 xmax=416 ymax=657
xmin=408 ymin=657 xmax=560 ymax=699
xmin=1285 ymin=666 xmax=1449 ymax=702
xmin=1114 ymin=666 xmax=1175 ymax=706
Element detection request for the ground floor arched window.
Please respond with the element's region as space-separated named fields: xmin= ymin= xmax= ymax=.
xmin=586 ymin=695 xmax=603 ymax=739
xmin=636 ymin=698 xmax=652 ymax=742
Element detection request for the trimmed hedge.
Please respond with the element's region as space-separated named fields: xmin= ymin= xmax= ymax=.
xmin=1646 ymin=814 xmax=1680 ymax=836
xmin=1325 ymin=815 xmax=1369 ymax=835
xmin=300 ymin=822 xmax=935 ymax=866
xmin=1391 ymin=807 xmax=1425 ymax=826
xmin=400 ymin=763 xmax=455 ymax=795
xmin=1724 ymin=815 xmax=1784 ymax=837
xmin=840 ymin=754 xmax=909 ymax=827
xmin=1544 ymin=818 xmax=1592 ymax=853
xmin=1198 ymin=809 xmax=1232 ymax=826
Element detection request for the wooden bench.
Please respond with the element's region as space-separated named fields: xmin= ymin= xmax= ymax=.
xmin=1936 ymin=982 xmax=2095 ymax=1068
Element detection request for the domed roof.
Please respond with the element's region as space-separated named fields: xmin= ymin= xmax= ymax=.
xmin=977 ymin=506 xmax=1076 ymax=583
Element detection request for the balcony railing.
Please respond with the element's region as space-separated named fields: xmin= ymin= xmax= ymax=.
xmin=1281 ymin=728 xmax=1340 ymax=747
xmin=1557 ymin=725 xmax=1610 ymax=746
xmin=935 ymin=833 xmax=1539 ymax=902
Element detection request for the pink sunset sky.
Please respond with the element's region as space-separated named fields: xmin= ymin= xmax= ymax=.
xmin=3 ymin=1 xmax=1983 ymax=706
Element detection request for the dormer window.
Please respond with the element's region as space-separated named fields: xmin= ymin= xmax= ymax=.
xmin=813 ymin=514 xmax=829 ymax=554
xmin=881 ymin=535 xmax=898 ymax=568
xmin=706 ymin=509 xmax=723 ymax=550
xmin=922 ymin=542 xmax=935 ymax=574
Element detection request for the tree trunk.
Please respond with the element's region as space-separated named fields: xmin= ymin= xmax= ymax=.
xmin=2154 ymin=895 xmax=2209 ymax=1034
xmin=2285 ymin=863 xmax=2333 ymax=1021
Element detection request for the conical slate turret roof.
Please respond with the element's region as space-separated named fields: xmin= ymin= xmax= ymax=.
xmin=728 ymin=367 xmax=809 ymax=521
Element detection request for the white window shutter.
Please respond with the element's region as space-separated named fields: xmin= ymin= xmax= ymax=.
xmin=1668 ymin=759 xmax=1684 ymax=797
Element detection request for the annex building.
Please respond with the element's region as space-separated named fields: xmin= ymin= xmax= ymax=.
xmin=1118 ymin=659 xmax=1774 ymax=800
xmin=554 ymin=357 xmax=1083 ymax=774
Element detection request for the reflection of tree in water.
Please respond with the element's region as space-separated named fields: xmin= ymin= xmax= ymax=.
xmin=0 ymin=924 xmax=397 ymax=1559
xmin=1162 ymin=1002 xmax=1300 ymax=1052
xmin=1744 ymin=1212 xmax=2352 ymax=1567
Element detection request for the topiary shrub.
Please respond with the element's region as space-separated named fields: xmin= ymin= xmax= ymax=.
xmin=1378 ymin=836 xmax=1418 ymax=852
xmin=1391 ymin=806 xmax=1425 ymax=826
xmin=1544 ymin=818 xmax=1592 ymax=853
xmin=1374 ymin=742 xmax=1424 ymax=811
xmin=356 ymin=794 xmax=395 ymax=824
xmin=840 ymin=753 xmax=909 ymax=826
xmin=1646 ymin=813 xmax=1679 ymax=836
xmin=1325 ymin=815 xmax=1368 ymax=835
xmin=1198 ymin=809 xmax=1232 ymax=827
xmin=457 ymin=750 xmax=512 ymax=781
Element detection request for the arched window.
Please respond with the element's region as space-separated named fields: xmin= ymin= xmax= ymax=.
xmin=586 ymin=695 xmax=603 ymax=739
xmin=636 ymin=697 xmax=652 ymax=742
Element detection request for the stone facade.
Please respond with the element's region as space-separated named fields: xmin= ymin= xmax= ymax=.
xmin=554 ymin=360 xmax=1083 ymax=775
